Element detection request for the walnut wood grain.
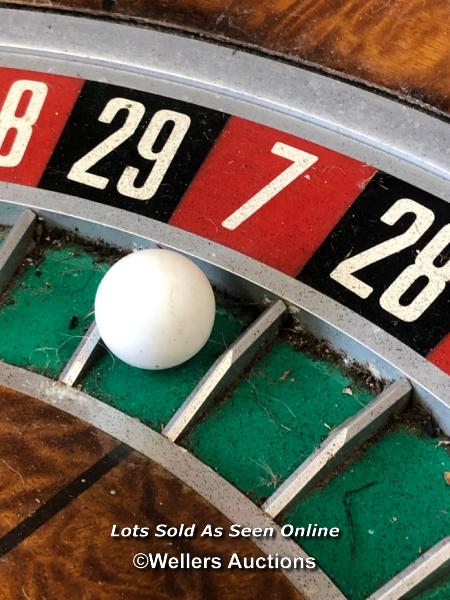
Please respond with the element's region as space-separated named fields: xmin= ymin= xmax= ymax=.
xmin=2 ymin=0 xmax=450 ymax=116
xmin=0 ymin=385 xmax=116 ymax=536
xmin=0 ymin=450 xmax=303 ymax=600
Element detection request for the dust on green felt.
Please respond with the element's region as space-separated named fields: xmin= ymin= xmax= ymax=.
xmin=81 ymin=306 xmax=248 ymax=431
xmin=0 ymin=246 xmax=107 ymax=377
xmin=183 ymin=341 xmax=375 ymax=503
xmin=284 ymin=426 xmax=450 ymax=600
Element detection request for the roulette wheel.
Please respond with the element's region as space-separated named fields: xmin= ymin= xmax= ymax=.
xmin=0 ymin=2 xmax=448 ymax=599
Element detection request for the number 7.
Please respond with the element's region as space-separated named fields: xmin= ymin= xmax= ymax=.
xmin=221 ymin=142 xmax=318 ymax=230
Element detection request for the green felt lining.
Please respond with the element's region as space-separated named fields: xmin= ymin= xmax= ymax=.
xmin=0 ymin=246 xmax=106 ymax=377
xmin=81 ymin=306 xmax=249 ymax=430
xmin=183 ymin=340 xmax=375 ymax=503
xmin=284 ymin=425 xmax=450 ymax=600
xmin=414 ymin=578 xmax=450 ymax=600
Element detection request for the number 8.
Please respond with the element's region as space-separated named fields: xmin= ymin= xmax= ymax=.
xmin=380 ymin=224 xmax=450 ymax=322
xmin=0 ymin=80 xmax=48 ymax=167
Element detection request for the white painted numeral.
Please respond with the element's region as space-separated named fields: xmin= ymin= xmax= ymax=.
xmin=68 ymin=98 xmax=145 ymax=189
xmin=379 ymin=223 xmax=450 ymax=321
xmin=0 ymin=79 xmax=48 ymax=167
xmin=330 ymin=199 xmax=435 ymax=299
xmin=221 ymin=142 xmax=318 ymax=230
xmin=117 ymin=109 xmax=191 ymax=200
xmin=68 ymin=99 xmax=191 ymax=201
xmin=331 ymin=197 xmax=450 ymax=322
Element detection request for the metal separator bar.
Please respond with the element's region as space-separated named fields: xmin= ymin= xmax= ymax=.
xmin=367 ymin=536 xmax=450 ymax=600
xmin=262 ymin=378 xmax=412 ymax=518
xmin=0 ymin=191 xmax=448 ymax=436
xmin=0 ymin=360 xmax=346 ymax=600
xmin=59 ymin=321 xmax=100 ymax=387
xmin=163 ymin=299 xmax=287 ymax=441
xmin=0 ymin=209 xmax=36 ymax=294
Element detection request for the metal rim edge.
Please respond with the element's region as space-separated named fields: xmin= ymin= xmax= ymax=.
xmin=0 ymin=360 xmax=345 ymax=600
xmin=0 ymin=8 xmax=448 ymax=203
